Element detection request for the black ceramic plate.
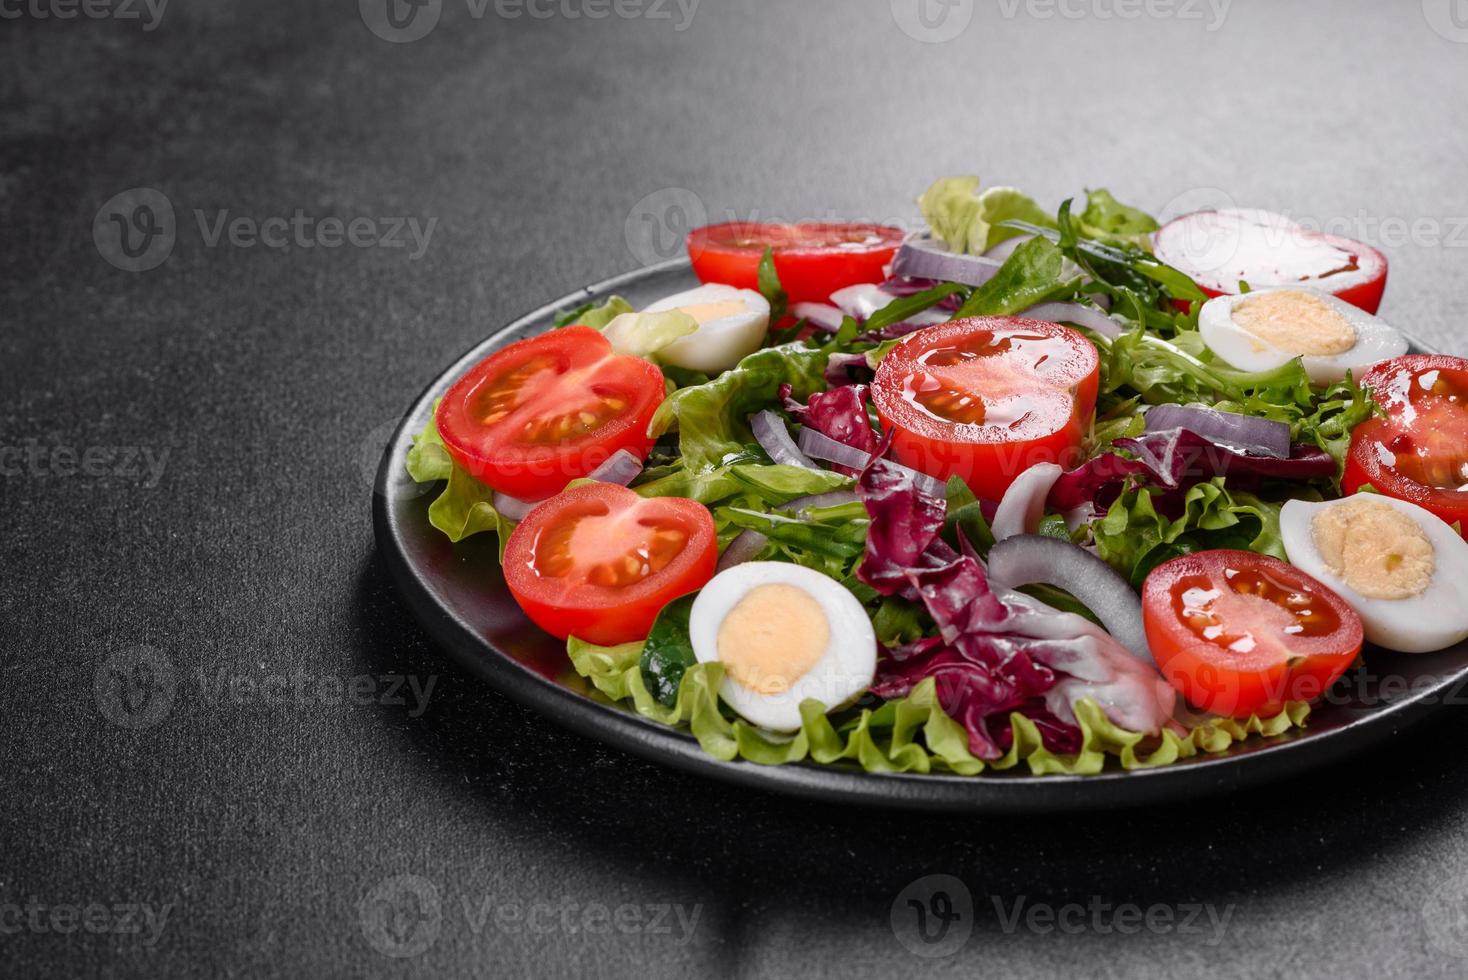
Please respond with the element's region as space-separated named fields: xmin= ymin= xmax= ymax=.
xmin=373 ymin=260 xmax=1468 ymax=812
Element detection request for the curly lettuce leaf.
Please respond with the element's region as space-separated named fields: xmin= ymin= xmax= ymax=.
xmin=918 ymin=176 xmax=1056 ymax=255
xmin=1092 ymin=480 xmax=1286 ymax=587
xmin=405 ymin=412 xmax=516 ymax=548
xmin=566 ymin=640 xmax=1312 ymax=776
xmin=650 ymin=342 xmax=829 ymax=470
xmin=601 ymin=310 xmax=699 ymax=361
xmin=1077 ymin=189 xmax=1160 ymax=249
xmin=554 ymin=295 xmax=634 ymax=330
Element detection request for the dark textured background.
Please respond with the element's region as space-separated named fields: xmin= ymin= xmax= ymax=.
xmin=6 ymin=0 xmax=1468 ymax=976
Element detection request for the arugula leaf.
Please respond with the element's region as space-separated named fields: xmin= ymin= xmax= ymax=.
xmin=952 ymin=236 xmax=1075 ymax=319
xmin=859 ymin=282 xmax=964 ymax=336
xmin=649 ymin=343 xmax=829 ymax=470
xmin=554 ymin=295 xmax=634 ymax=330
xmin=757 ymin=246 xmax=788 ymax=324
xmin=640 ymin=595 xmax=698 ymax=708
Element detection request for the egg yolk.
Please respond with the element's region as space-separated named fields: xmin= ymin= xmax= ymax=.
xmin=678 ymin=300 xmax=747 ymax=324
xmin=716 ymin=584 xmax=830 ymax=695
xmin=1311 ymin=497 xmax=1436 ymax=600
xmin=1232 ymin=291 xmax=1358 ymax=356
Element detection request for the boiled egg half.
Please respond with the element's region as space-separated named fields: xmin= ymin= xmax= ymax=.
xmin=689 ymin=562 xmax=877 ymax=732
xmin=1199 ymin=287 xmax=1407 ymax=386
xmin=1281 ymin=494 xmax=1468 ymax=653
xmin=644 ymin=284 xmax=770 ymax=374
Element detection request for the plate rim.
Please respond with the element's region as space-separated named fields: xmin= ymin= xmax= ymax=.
xmin=372 ymin=260 xmax=1462 ymax=813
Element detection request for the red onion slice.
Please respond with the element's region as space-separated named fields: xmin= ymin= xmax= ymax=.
xmin=790 ymin=302 xmax=845 ymax=334
xmin=1144 ymin=405 xmax=1291 ymax=459
xmin=891 ymin=237 xmax=1004 ymax=288
xmin=717 ymin=529 xmax=768 ymax=571
xmin=991 ymin=463 xmax=1064 ymax=542
xmin=752 ymin=410 xmax=818 ymax=469
xmin=588 ymin=449 xmax=645 ymax=486
xmin=982 ymin=234 xmax=1036 ymax=263
xmin=1019 ymin=302 xmax=1126 ymax=340
xmin=829 ymin=283 xmax=902 ymax=322
xmin=986 ymin=535 xmax=1153 ymax=664
xmin=797 ymin=428 xmax=948 ymax=498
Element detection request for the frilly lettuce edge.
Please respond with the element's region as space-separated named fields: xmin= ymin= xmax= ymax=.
xmin=567 ymin=637 xmax=1311 ymax=777
xmin=405 ymin=409 xmax=516 ymax=549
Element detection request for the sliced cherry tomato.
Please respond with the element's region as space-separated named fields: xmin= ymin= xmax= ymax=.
xmin=1343 ymin=354 xmax=1468 ymax=535
xmin=436 ymin=326 xmax=664 ymax=500
xmin=1142 ymin=550 xmax=1363 ymax=719
xmin=502 ymin=483 xmax=717 ymax=645
xmin=1154 ymin=209 xmax=1388 ymax=314
xmin=870 ymin=317 xmax=1100 ymax=501
xmin=687 ymin=222 xmax=904 ymax=304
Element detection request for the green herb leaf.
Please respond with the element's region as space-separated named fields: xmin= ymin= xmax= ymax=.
xmin=640 ymin=595 xmax=699 ymax=708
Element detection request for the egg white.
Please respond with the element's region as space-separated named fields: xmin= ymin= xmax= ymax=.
xmin=644 ymin=284 xmax=769 ymax=374
xmin=689 ymin=562 xmax=877 ymax=732
xmin=1280 ymin=495 xmax=1468 ymax=653
xmin=1199 ymin=287 xmax=1407 ymax=385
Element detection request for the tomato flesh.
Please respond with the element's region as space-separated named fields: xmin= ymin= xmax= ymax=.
xmin=687 ymin=222 xmax=904 ymax=304
xmin=1153 ymin=209 xmax=1388 ymax=314
xmin=1343 ymin=355 xmax=1468 ymax=535
xmin=1143 ymin=551 xmax=1364 ymax=718
xmin=870 ymin=317 xmax=1100 ymax=501
xmin=436 ymin=326 xmax=665 ymax=500
xmin=503 ymin=483 xmax=717 ymax=646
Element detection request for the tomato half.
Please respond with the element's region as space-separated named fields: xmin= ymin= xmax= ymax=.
xmin=870 ymin=317 xmax=1100 ymax=501
xmin=1142 ymin=551 xmax=1364 ymax=719
xmin=687 ymin=222 xmax=904 ymax=305
xmin=436 ymin=326 xmax=665 ymax=500
xmin=1153 ymin=209 xmax=1388 ymax=314
xmin=502 ymin=483 xmax=717 ymax=645
xmin=1343 ymin=354 xmax=1468 ymax=534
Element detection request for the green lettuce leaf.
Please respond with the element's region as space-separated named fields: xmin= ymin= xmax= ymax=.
xmin=951 ymin=235 xmax=1076 ymax=319
xmin=404 ymin=411 xmax=517 ymax=549
xmin=918 ymin=176 xmax=1056 ymax=255
xmin=601 ymin=310 xmax=699 ymax=361
xmin=1077 ymin=189 xmax=1160 ymax=249
xmin=566 ymin=640 xmax=1312 ymax=776
xmin=649 ymin=342 xmax=829 ymax=470
xmin=554 ymin=295 xmax=635 ymax=330
xmin=1092 ymin=480 xmax=1287 ymax=587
